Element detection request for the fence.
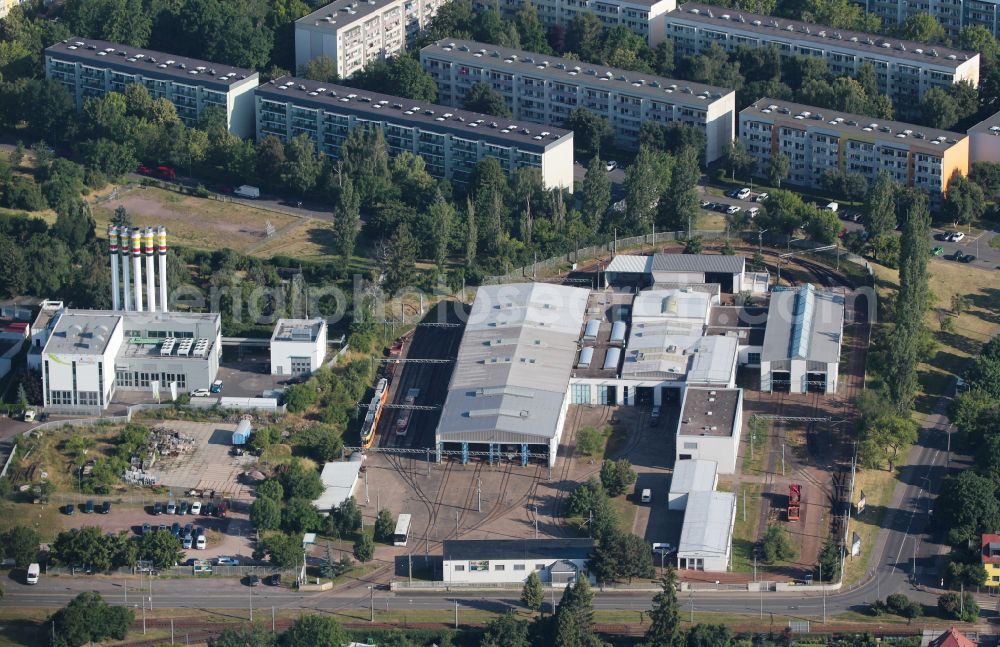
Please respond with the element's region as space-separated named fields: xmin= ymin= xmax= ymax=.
xmin=0 ymin=442 xmax=15 ymax=479
xmin=44 ymin=563 xmax=295 ymax=578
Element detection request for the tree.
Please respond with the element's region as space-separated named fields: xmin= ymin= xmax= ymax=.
xmin=581 ymin=156 xmax=612 ymax=231
xmin=53 ymin=200 xmax=95 ymax=248
xmin=943 ymin=171 xmax=986 ymax=226
xmin=209 ymin=624 xmax=277 ymax=647
xmin=2 ymin=526 xmax=39 ymax=568
xmin=46 ymin=592 xmax=133 ymax=647
xmin=257 ymin=479 xmax=284 ymax=502
xmin=902 ymin=12 xmax=946 ymax=43
xmin=761 ymin=525 xmax=796 ymax=563
xmin=858 ymin=413 xmax=918 ymax=471
xmin=599 ymin=458 xmax=637 ymax=497
xmin=281 ymin=133 xmax=323 ymax=197
xmin=481 ymin=610 xmax=531 ymax=647
xmin=425 ymin=192 xmax=454 ymax=271
xmin=279 ymin=459 xmax=324 ymax=500
xmin=260 ymin=532 xmax=304 ymax=568
xmin=279 ymin=615 xmax=348 ymax=647
xmin=970 ymin=161 xmax=1000 ymax=196
xmin=353 ymin=532 xmax=374 ymax=562
xmin=554 ymin=577 xmax=600 ymax=647
xmin=374 ymin=509 xmax=395 ymax=542
xmin=623 ymin=145 xmax=670 ymax=233
xmin=514 ymin=2 xmax=550 ymax=53
xmin=250 ymin=495 xmax=281 ymax=530
xmin=722 ymin=140 xmax=754 ymax=180
xmin=334 ymin=496 xmax=363 ymax=536
xmin=658 ymin=146 xmax=701 ymax=233
xmin=350 ymin=56 xmax=438 ymax=102
xmin=594 ymin=532 xmax=654 ymax=583
xmin=565 ymin=108 xmax=613 ymax=158
xmin=863 ymin=171 xmax=897 ymax=246
xmin=300 ymin=55 xmax=338 ymax=83
xmin=383 ymin=222 xmax=417 ymax=294
xmin=137 ymin=529 xmax=184 ymax=568
xmin=767 ymin=151 xmax=790 ymax=188
xmin=885 ymin=593 xmax=922 ymax=622
xmin=52 ymin=527 xmax=113 ymax=571
xmin=331 ymin=176 xmax=361 ymax=265
xmin=685 ymin=624 xmax=732 ymax=647
xmin=646 ymin=569 xmax=682 ymax=647
xmin=521 ymin=571 xmax=544 ymax=611
xmin=804 ymin=206 xmax=842 ymax=244
xmin=462 ymin=82 xmax=512 ymax=117
xmin=815 ymin=537 xmax=841 ymax=583
xmin=464 ymin=197 xmax=477 ymax=267
xmin=282 ymin=497 xmax=321 ymax=533
xmin=920 ymin=87 xmax=959 ymax=130
xmin=576 ymin=426 xmax=604 ymax=458
xmin=938 ymin=591 xmax=979 ymax=622
xmin=111 ymin=205 xmax=132 ymax=229
xmin=935 ymin=471 xmax=1000 ymax=547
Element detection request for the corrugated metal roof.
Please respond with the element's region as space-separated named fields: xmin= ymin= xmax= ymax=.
xmin=651 ymin=253 xmax=746 ymax=274
xmin=605 ymin=255 xmax=653 ymax=274
xmin=677 ymin=490 xmax=736 ymax=557
xmin=436 ymin=284 xmax=589 ymax=443
xmin=443 ymin=538 xmax=594 ymax=561
xmin=313 ymin=454 xmax=364 ymax=510
xmin=761 ymin=286 xmax=845 ymax=363
xmin=669 ymin=459 xmax=718 ymax=497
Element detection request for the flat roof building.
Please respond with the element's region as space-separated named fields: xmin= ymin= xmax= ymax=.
xmin=605 ymin=254 xmax=747 ymax=292
xmin=40 ymin=309 xmax=222 ymax=414
xmin=741 ymin=98 xmax=969 ymax=197
xmin=968 ymin=110 xmax=1000 ymax=163
xmin=420 ymin=39 xmax=736 ymax=162
xmin=668 ymin=459 xmax=718 ymax=510
xmin=45 ymin=38 xmax=259 ymax=137
xmin=313 ymin=454 xmax=364 ymax=511
xmin=256 ymin=76 xmax=574 ymax=190
xmin=436 ymin=283 xmax=589 ymax=467
xmin=857 ymin=0 xmax=1000 ymax=42
xmin=442 ymin=538 xmax=594 ymax=586
xmin=665 ymin=3 xmax=979 ymax=117
xmin=676 ymin=490 xmax=736 ymax=571
xmin=761 ymin=285 xmax=845 ymax=394
xmin=676 ymin=387 xmax=742 ymax=473
xmin=295 ymin=0 xmax=446 ymax=79
xmin=270 ymin=318 xmax=328 ymax=377
xmin=476 ymin=0 xmax=676 ymax=46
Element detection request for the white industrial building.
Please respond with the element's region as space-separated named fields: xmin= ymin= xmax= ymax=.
xmin=668 ymin=459 xmax=718 ymax=510
xmin=604 ymin=254 xmax=749 ymax=294
xmin=420 ymin=39 xmax=736 ymax=161
xmin=675 ymin=387 xmax=743 ymax=474
xmin=760 ymin=285 xmax=845 ymax=394
xmin=676 ymin=490 xmax=736 ymax=572
xmin=435 ymin=283 xmax=589 ymax=467
xmin=313 ymin=453 xmax=364 ymax=511
xmin=442 ymin=538 xmax=594 ymax=586
xmin=270 ymin=318 xmax=328 ymax=376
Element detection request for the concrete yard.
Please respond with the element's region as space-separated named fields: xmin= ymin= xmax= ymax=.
xmin=146 ymin=421 xmax=257 ymax=500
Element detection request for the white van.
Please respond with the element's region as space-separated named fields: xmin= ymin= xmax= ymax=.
xmin=26 ymin=563 xmax=39 ymax=584
xmin=641 ymin=489 xmax=652 ymax=504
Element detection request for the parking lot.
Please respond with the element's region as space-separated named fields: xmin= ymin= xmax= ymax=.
xmin=146 ymin=421 xmax=257 ymax=499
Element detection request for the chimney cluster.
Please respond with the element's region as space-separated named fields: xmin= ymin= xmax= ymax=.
xmin=108 ymin=225 xmax=169 ymax=312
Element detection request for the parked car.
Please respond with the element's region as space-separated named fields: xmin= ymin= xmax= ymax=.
xmin=158 ymin=523 xmax=167 ymax=533
xmin=190 ymin=501 xmax=202 ymax=515
xmin=932 ymin=246 xmax=944 ymax=256
xmin=726 ymin=205 xmax=741 ymax=215
xmin=203 ymin=502 xmax=215 ymax=516
xmin=754 ymin=192 xmax=769 ymax=202
xmin=137 ymin=165 xmax=151 ymax=175
xmin=101 ymin=501 xmax=111 ymax=514
xmin=699 ymin=200 xmax=711 ymax=208
xmin=824 ymin=202 xmax=839 ymax=212
xmin=937 ymin=231 xmax=953 ymax=241
xmin=216 ymin=556 xmax=240 ymax=566
xmin=949 ymin=231 xmax=966 ymax=242
xmin=182 ymin=535 xmax=193 ymax=550
xmin=736 ymin=187 xmax=751 ymax=200
xmin=851 ymin=213 xmax=862 ymax=222
xmin=155 ymin=166 xmax=176 ymax=180
xmin=141 ymin=522 xmax=151 ymax=535
xmin=217 ymin=501 xmax=228 ymax=517
xmin=244 ymin=575 xmax=260 ymax=587
xmin=179 ymin=501 xmax=189 ymax=515
xmin=195 ymin=535 xmax=206 ymax=550
xmin=184 ymin=523 xmax=194 ymax=535
xmin=960 ymin=253 xmax=976 ymax=263
xmin=265 ymin=574 xmax=281 ymax=586
xmin=153 ymin=502 xmax=163 ymax=515
xmin=713 ymin=203 xmax=729 ymax=212
xmin=210 ymin=380 xmax=224 ymax=393
xmin=189 ymin=389 xmax=210 ymax=398
xmin=604 ymin=160 xmax=617 ymax=171
xmin=171 ymin=522 xmax=181 ymax=536
xmin=84 ymin=500 xmax=94 ymax=514
xmin=166 ymin=501 xmax=176 ymax=515
xmin=63 ymin=504 xmax=75 ymax=515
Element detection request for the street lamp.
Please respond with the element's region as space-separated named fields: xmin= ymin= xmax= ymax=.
xmin=757 ymin=228 xmax=770 ymax=256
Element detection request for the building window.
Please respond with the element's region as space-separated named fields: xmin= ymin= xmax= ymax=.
xmin=494 ymin=564 xmax=505 ymax=571
xmin=50 ymin=390 xmax=73 ymax=405
xmin=683 ymin=442 xmax=698 ymax=450
xmin=571 ymin=383 xmax=591 ymax=404
xmin=77 ymin=391 xmax=99 ymax=406
xmin=513 ymin=564 xmax=525 ymax=571
xmin=454 ymin=565 xmax=465 ymax=571
xmin=748 ymin=352 xmax=761 ymax=365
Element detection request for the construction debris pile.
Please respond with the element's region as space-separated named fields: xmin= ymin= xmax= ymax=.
xmin=147 ymin=426 xmax=196 ymax=462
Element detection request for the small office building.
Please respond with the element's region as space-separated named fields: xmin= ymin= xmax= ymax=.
xmin=270 ymin=318 xmax=328 ymax=376
xmin=675 ymin=387 xmax=743 ymax=474
xmin=442 ymin=538 xmax=594 ymax=586
xmin=676 ymin=490 xmax=736 ymax=572
xmin=760 ymin=285 xmax=845 ymax=394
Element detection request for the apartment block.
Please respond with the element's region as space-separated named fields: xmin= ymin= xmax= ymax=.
xmin=740 ymin=98 xmax=969 ymax=196
xmin=968 ymin=110 xmax=1000 ymax=163
xmin=665 ymin=3 xmax=979 ymax=116
xmin=256 ymin=77 xmax=574 ymax=190
xmin=478 ymin=0 xmax=675 ymax=46
xmin=45 ymin=38 xmax=259 ymax=137
xmin=420 ymin=39 xmax=736 ymax=162
xmin=857 ymin=0 xmax=1000 ymax=41
xmin=0 ymin=0 xmax=29 ymax=19
xmin=295 ymin=0 xmax=446 ymax=79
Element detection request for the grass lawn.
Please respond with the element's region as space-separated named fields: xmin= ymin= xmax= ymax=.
xmin=609 ymin=494 xmax=638 ymax=535
xmin=990 ymin=234 xmax=1000 ymax=249
xmin=729 ymin=484 xmax=763 ymax=574
xmin=843 ymin=466 xmax=897 ymax=585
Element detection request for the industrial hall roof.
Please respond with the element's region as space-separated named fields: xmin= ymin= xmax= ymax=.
xmin=435 ymin=283 xmax=589 ymax=445
xmin=443 ymin=538 xmax=594 ymax=561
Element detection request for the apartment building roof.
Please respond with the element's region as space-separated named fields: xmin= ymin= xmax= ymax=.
xmin=672 ymin=3 xmax=977 ymax=68
xmin=259 ymin=76 xmax=572 ymax=152
xmin=297 ymin=0 xmax=400 ymax=31
xmin=742 ymin=98 xmax=967 ymax=156
xmin=968 ymin=109 xmax=1000 ymax=136
xmin=45 ymin=37 xmax=258 ymax=91
xmin=422 ymin=39 xmax=735 ymax=103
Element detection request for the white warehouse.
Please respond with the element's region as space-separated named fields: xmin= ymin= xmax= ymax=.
xmin=270 ymin=318 xmax=328 ymax=376
xmin=442 ymin=538 xmax=594 ymax=586
xmin=675 ymin=387 xmax=743 ymax=474
xmin=676 ymin=490 xmax=736 ymax=572
xmin=668 ymin=459 xmax=718 ymax=510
